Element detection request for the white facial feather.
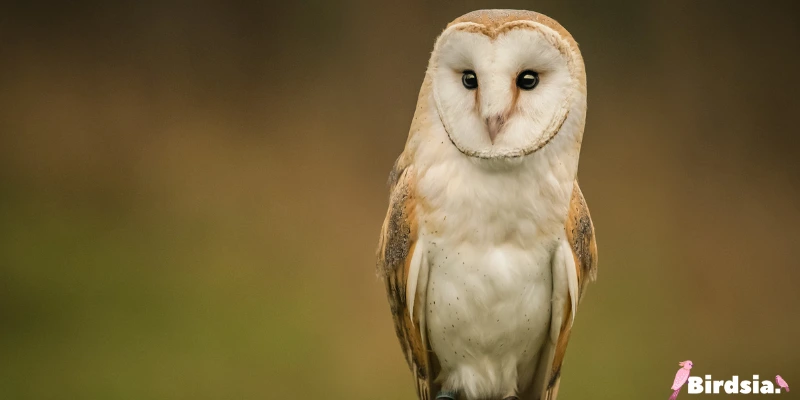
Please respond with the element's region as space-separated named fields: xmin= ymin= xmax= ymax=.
xmin=431 ymin=21 xmax=581 ymax=160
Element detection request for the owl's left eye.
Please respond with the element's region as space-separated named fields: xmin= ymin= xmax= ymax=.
xmin=516 ymin=70 xmax=539 ymax=90
xmin=462 ymin=70 xmax=478 ymax=90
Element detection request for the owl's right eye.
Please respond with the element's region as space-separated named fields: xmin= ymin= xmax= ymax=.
xmin=462 ymin=71 xmax=478 ymax=89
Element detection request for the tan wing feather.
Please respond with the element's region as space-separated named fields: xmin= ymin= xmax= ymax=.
xmin=541 ymin=181 xmax=598 ymax=400
xmin=377 ymin=156 xmax=439 ymax=400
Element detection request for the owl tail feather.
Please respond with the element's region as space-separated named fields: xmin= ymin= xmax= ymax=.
xmin=668 ymin=389 xmax=680 ymax=400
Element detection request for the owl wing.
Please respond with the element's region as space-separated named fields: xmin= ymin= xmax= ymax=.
xmin=377 ymin=156 xmax=439 ymax=400
xmin=524 ymin=181 xmax=598 ymax=400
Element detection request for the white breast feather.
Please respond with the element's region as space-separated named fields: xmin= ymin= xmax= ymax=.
xmin=408 ymin=88 xmax=582 ymax=400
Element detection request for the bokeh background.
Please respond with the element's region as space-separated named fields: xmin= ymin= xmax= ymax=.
xmin=1 ymin=1 xmax=799 ymax=399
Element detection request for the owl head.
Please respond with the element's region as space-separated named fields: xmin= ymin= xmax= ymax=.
xmin=427 ymin=10 xmax=587 ymax=160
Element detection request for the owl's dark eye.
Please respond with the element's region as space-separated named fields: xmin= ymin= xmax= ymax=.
xmin=462 ymin=70 xmax=478 ymax=89
xmin=516 ymin=70 xmax=539 ymax=90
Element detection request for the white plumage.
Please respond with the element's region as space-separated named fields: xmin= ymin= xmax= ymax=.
xmin=378 ymin=10 xmax=596 ymax=400
xmin=413 ymin=95 xmax=580 ymax=398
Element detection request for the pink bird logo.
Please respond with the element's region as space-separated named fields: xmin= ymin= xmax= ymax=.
xmin=669 ymin=360 xmax=693 ymax=400
xmin=776 ymin=375 xmax=790 ymax=392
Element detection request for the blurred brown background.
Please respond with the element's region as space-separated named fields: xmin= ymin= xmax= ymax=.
xmin=1 ymin=1 xmax=799 ymax=399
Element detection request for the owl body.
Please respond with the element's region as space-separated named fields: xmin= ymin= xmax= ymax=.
xmin=378 ymin=10 xmax=597 ymax=400
xmin=427 ymin=239 xmax=552 ymax=399
xmin=413 ymin=88 xmax=580 ymax=398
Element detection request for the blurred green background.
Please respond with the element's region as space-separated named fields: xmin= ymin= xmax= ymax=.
xmin=1 ymin=1 xmax=799 ymax=399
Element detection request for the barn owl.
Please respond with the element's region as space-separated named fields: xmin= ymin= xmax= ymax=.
xmin=377 ymin=9 xmax=597 ymax=400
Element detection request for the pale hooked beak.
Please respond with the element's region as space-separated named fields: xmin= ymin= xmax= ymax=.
xmin=486 ymin=115 xmax=505 ymax=144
